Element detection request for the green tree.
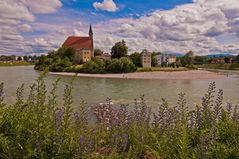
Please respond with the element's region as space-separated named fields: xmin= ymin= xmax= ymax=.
xmin=94 ymin=49 xmax=103 ymax=57
xmin=106 ymin=57 xmax=136 ymax=73
xmin=34 ymin=55 xmax=53 ymax=71
xmin=194 ymin=56 xmax=209 ymax=64
xmin=81 ymin=57 xmax=106 ymax=73
xmin=60 ymin=57 xmax=72 ymax=67
xmin=151 ymin=52 xmax=157 ymax=67
xmin=236 ymin=54 xmax=239 ymax=63
xmin=129 ymin=52 xmax=141 ymax=67
xmin=17 ymin=57 xmax=23 ymax=61
xmin=23 ymin=56 xmax=29 ymax=61
xmin=224 ymin=57 xmax=231 ymax=63
xmin=119 ymin=57 xmax=137 ymax=73
xmin=58 ymin=47 xmax=75 ymax=62
xmin=181 ymin=51 xmax=194 ymax=67
xmin=111 ymin=40 xmax=128 ymax=59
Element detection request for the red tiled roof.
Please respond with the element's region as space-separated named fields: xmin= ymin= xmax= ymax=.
xmin=62 ymin=36 xmax=93 ymax=50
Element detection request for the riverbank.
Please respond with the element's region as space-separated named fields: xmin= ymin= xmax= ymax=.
xmin=199 ymin=63 xmax=239 ymax=70
xmin=50 ymin=70 xmax=226 ymax=80
xmin=0 ymin=61 xmax=33 ymax=66
xmin=137 ymin=67 xmax=190 ymax=72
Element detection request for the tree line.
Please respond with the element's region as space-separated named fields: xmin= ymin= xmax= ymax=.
xmin=34 ymin=40 xmax=137 ymax=73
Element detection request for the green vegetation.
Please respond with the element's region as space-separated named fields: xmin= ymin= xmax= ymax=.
xmin=94 ymin=49 xmax=103 ymax=57
xmin=0 ymin=76 xmax=238 ymax=158
xmin=80 ymin=57 xmax=137 ymax=73
xmin=0 ymin=55 xmax=37 ymax=67
xmin=34 ymin=47 xmax=75 ymax=72
xmin=34 ymin=41 xmax=137 ymax=74
xmin=0 ymin=61 xmax=33 ymax=67
xmin=151 ymin=52 xmax=158 ymax=67
xmin=129 ymin=52 xmax=141 ymax=67
xmin=194 ymin=55 xmax=210 ymax=64
xmin=111 ymin=40 xmax=128 ymax=59
xmin=180 ymin=51 xmax=194 ymax=67
xmin=137 ymin=67 xmax=189 ymax=72
xmin=200 ymin=63 xmax=239 ymax=70
xmin=0 ymin=55 xmax=37 ymax=62
xmin=236 ymin=55 xmax=239 ymax=63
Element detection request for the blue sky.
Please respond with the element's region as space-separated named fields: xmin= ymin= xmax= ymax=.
xmin=61 ymin=0 xmax=193 ymax=18
xmin=1 ymin=0 xmax=239 ymax=55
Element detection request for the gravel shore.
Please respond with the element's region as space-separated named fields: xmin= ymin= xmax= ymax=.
xmin=50 ymin=70 xmax=226 ymax=80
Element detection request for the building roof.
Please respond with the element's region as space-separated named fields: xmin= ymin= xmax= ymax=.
xmin=62 ymin=36 xmax=93 ymax=50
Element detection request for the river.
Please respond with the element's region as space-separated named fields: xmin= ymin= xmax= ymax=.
xmin=0 ymin=66 xmax=239 ymax=108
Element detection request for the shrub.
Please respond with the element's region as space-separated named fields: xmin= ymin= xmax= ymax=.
xmin=106 ymin=57 xmax=137 ymax=73
xmin=81 ymin=58 xmax=106 ymax=74
xmin=81 ymin=57 xmax=137 ymax=74
xmin=129 ymin=52 xmax=142 ymax=67
xmin=34 ymin=47 xmax=74 ymax=72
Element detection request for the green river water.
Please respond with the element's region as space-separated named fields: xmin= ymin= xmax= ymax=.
xmin=0 ymin=66 xmax=239 ymax=109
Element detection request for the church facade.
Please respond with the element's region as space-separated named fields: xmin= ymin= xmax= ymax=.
xmin=62 ymin=25 xmax=94 ymax=64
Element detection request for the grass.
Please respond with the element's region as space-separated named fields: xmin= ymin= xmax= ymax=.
xmin=0 ymin=75 xmax=238 ymax=158
xmin=0 ymin=61 xmax=33 ymax=67
xmin=199 ymin=63 xmax=239 ymax=70
xmin=137 ymin=67 xmax=189 ymax=72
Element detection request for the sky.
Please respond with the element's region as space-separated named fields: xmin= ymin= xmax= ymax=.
xmin=1 ymin=0 xmax=239 ymax=55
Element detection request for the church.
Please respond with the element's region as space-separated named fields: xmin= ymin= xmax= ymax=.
xmin=62 ymin=25 xmax=94 ymax=64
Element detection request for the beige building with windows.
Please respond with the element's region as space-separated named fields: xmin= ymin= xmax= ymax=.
xmin=140 ymin=49 xmax=151 ymax=68
xmin=168 ymin=55 xmax=177 ymax=64
xmin=62 ymin=25 xmax=94 ymax=64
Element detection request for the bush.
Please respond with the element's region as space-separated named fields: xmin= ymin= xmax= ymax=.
xmin=0 ymin=78 xmax=238 ymax=158
xmin=129 ymin=52 xmax=142 ymax=67
xmin=34 ymin=47 xmax=74 ymax=72
xmin=106 ymin=57 xmax=137 ymax=73
xmin=81 ymin=57 xmax=137 ymax=74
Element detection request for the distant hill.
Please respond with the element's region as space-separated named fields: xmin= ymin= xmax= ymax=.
xmin=165 ymin=52 xmax=184 ymax=57
xmin=207 ymin=54 xmax=236 ymax=57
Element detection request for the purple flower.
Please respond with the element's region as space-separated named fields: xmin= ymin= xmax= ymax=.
xmin=78 ymin=135 xmax=85 ymax=157
xmin=211 ymin=127 xmax=217 ymax=143
xmin=86 ymin=129 xmax=95 ymax=153
xmin=122 ymin=133 xmax=129 ymax=151
xmin=54 ymin=109 xmax=64 ymax=130
xmin=227 ymin=103 xmax=233 ymax=116
xmin=74 ymin=112 xmax=80 ymax=126
xmin=233 ymin=105 xmax=239 ymax=123
xmin=189 ymin=112 xmax=195 ymax=131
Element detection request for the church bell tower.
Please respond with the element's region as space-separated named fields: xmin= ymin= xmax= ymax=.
xmin=89 ymin=24 xmax=94 ymax=57
xmin=89 ymin=24 xmax=93 ymax=38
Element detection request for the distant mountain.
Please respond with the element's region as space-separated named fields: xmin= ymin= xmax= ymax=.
xmin=207 ymin=53 xmax=236 ymax=57
xmin=165 ymin=52 xmax=184 ymax=57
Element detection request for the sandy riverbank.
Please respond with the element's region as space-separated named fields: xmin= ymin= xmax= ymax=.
xmin=49 ymin=70 xmax=226 ymax=80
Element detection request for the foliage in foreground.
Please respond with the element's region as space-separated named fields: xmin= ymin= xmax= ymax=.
xmin=0 ymin=77 xmax=239 ymax=158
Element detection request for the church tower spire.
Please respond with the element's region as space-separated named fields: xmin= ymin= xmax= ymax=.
xmin=89 ymin=24 xmax=93 ymax=38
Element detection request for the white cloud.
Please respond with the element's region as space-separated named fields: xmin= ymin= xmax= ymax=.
xmin=2 ymin=0 xmax=239 ymax=55
xmin=0 ymin=0 xmax=62 ymax=55
xmin=93 ymin=0 xmax=118 ymax=12
xmin=90 ymin=0 xmax=239 ymax=55
xmin=22 ymin=0 xmax=62 ymax=14
xmin=19 ymin=24 xmax=32 ymax=32
xmin=0 ymin=0 xmax=35 ymax=22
